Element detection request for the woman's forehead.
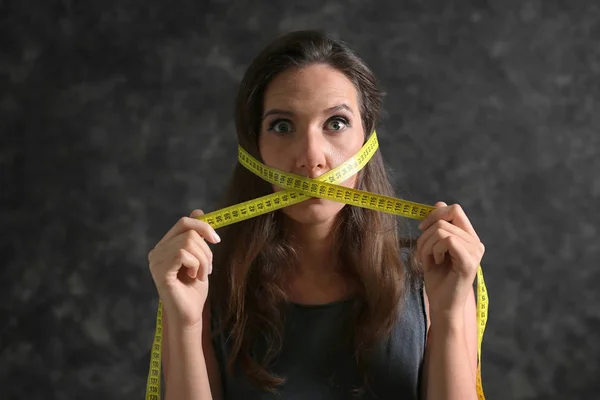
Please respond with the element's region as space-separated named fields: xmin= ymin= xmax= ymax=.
xmin=263 ymin=65 xmax=359 ymax=113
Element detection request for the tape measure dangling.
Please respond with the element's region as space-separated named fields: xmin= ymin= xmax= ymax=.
xmin=145 ymin=131 xmax=488 ymax=400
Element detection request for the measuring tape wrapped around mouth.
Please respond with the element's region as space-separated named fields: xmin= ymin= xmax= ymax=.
xmin=145 ymin=131 xmax=488 ymax=400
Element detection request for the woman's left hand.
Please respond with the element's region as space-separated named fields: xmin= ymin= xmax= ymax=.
xmin=416 ymin=201 xmax=485 ymax=321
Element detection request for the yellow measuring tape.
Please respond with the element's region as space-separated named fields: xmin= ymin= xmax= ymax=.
xmin=146 ymin=131 xmax=488 ymax=399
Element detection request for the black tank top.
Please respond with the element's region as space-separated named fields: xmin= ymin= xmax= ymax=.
xmin=211 ymin=281 xmax=427 ymax=399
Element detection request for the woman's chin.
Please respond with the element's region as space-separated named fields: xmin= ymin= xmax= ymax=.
xmin=280 ymin=199 xmax=345 ymax=225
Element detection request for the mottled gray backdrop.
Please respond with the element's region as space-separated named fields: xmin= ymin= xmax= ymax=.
xmin=2 ymin=0 xmax=599 ymax=399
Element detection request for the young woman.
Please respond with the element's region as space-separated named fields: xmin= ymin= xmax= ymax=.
xmin=148 ymin=30 xmax=484 ymax=400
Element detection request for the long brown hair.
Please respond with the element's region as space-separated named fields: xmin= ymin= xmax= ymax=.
xmin=210 ymin=30 xmax=421 ymax=393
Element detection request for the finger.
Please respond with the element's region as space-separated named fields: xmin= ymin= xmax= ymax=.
xmin=419 ymin=228 xmax=450 ymax=265
xmin=175 ymin=248 xmax=201 ymax=279
xmin=417 ymin=220 xmax=479 ymax=252
xmin=152 ymin=229 xmax=200 ymax=266
xmin=159 ymin=215 xmax=221 ymax=245
xmin=419 ymin=202 xmax=479 ymax=240
xmin=195 ymin=237 xmax=214 ymax=275
xmin=179 ymin=230 xmax=212 ymax=272
xmin=417 ymin=225 xmax=484 ymax=270
xmin=430 ymin=235 xmax=455 ymax=265
xmin=189 ymin=243 xmax=210 ymax=282
xmin=418 ymin=201 xmax=445 ymax=230
xmin=431 ymin=236 xmax=475 ymax=275
xmin=419 ymin=227 xmax=472 ymax=266
xmin=183 ymin=231 xmax=213 ymax=278
xmin=190 ymin=209 xmax=204 ymax=218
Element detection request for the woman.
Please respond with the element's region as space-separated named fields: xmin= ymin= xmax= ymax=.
xmin=148 ymin=30 xmax=484 ymax=400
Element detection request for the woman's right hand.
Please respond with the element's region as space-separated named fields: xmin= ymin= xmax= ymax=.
xmin=148 ymin=209 xmax=221 ymax=330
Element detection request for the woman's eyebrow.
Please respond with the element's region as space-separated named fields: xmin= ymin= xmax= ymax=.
xmin=262 ymin=109 xmax=294 ymax=120
xmin=324 ymin=103 xmax=354 ymax=115
xmin=262 ymin=103 xmax=354 ymax=121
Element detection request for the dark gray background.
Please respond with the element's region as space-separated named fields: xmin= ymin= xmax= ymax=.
xmin=2 ymin=0 xmax=599 ymax=399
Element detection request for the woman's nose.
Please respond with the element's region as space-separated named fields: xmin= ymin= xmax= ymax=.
xmin=295 ymin=130 xmax=327 ymax=177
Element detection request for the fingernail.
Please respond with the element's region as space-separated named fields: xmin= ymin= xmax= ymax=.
xmin=209 ymin=263 xmax=213 ymax=274
xmin=418 ymin=222 xmax=424 ymax=230
xmin=212 ymin=231 xmax=221 ymax=243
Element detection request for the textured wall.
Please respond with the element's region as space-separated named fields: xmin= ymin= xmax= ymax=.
xmin=2 ymin=0 xmax=599 ymax=399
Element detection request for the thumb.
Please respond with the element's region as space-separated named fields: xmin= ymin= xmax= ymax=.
xmin=189 ymin=209 xmax=205 ymax=219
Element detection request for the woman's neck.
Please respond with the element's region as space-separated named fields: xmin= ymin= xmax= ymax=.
xmin=284 ymin=216 xmax=338 ymax=273
xmin=283 ymin=216 xmax=354 ymax=304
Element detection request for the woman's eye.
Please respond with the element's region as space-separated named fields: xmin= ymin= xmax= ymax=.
xmin=326 ymin=117 xmax=349 ymax=131
xmin=269 ymin=120 xmax=293 ymax=134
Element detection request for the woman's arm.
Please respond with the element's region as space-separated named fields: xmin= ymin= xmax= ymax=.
xmin=162 ymin=304 xmax=223 ymax=400
xmin=422 ymin=287 xmax=478 ymax=400
xmin=416 ymin=201 xmax=484 ymax=400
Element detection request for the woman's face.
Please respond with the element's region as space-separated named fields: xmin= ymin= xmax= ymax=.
xmin=258 ymin=64 xmax=365 ymax=226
